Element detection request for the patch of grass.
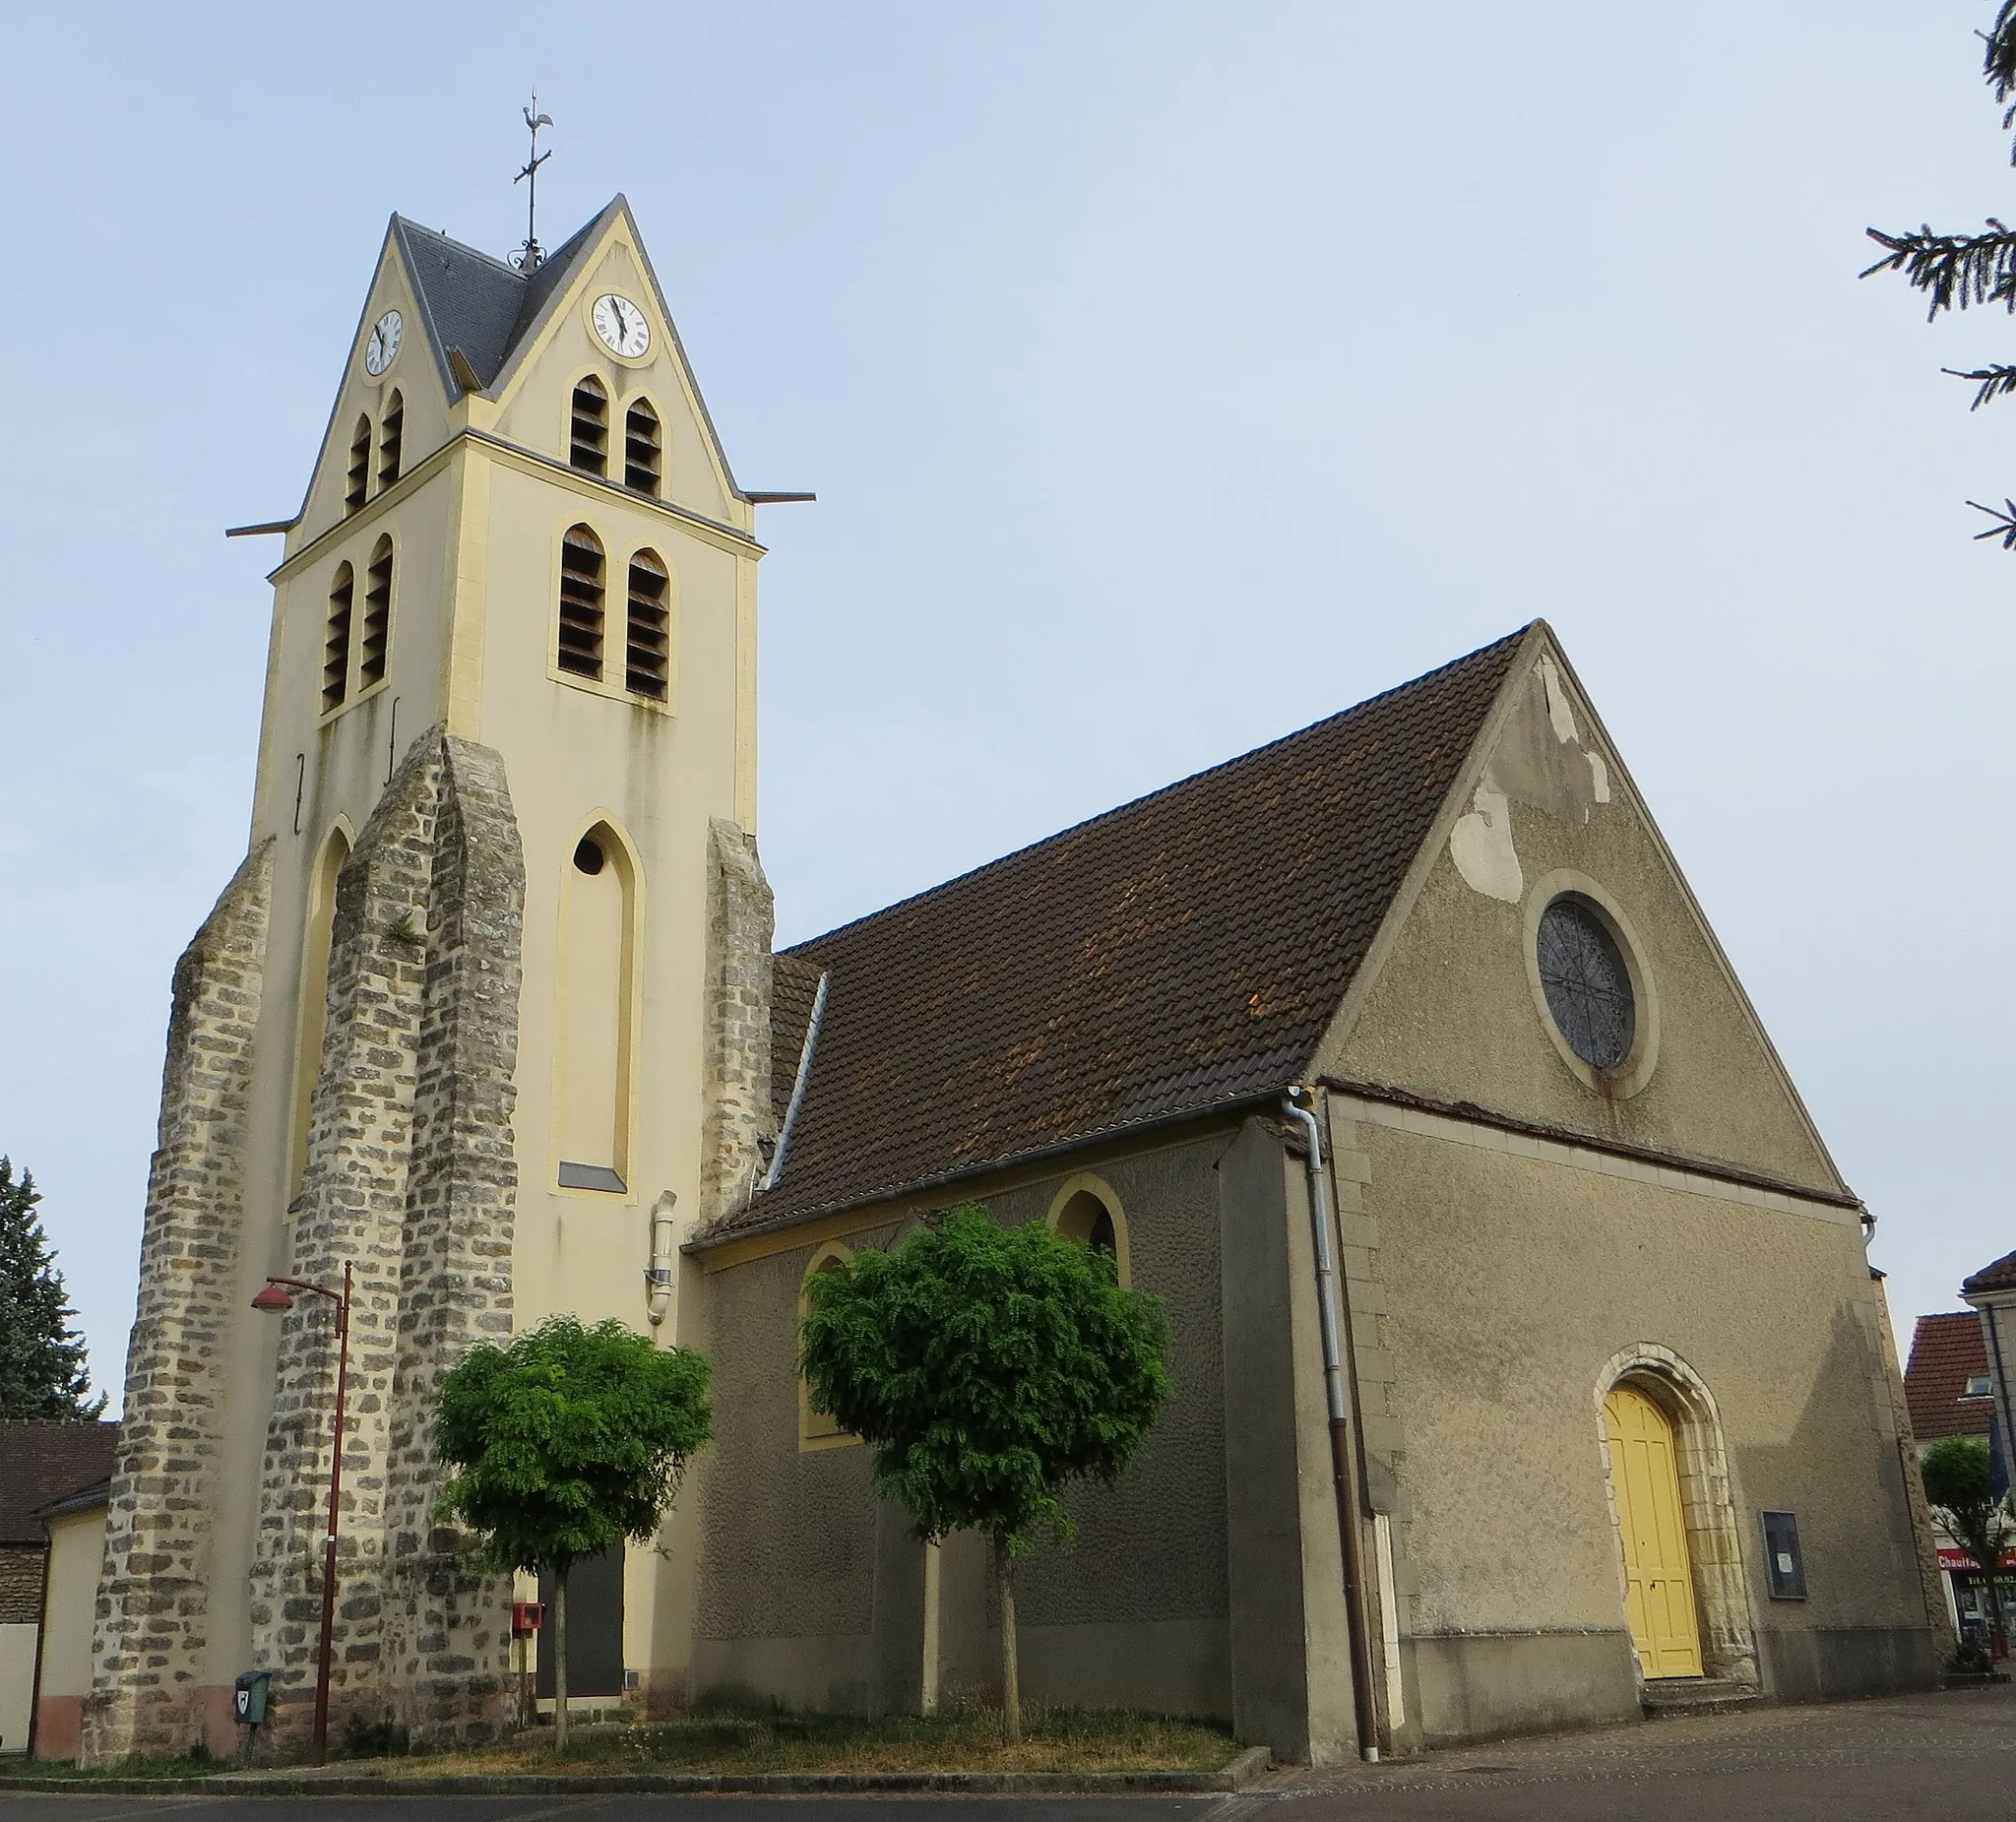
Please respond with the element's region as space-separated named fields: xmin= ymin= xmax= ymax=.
xmin=0 ymin=1748 xmax=226 ymax=1781
xmin=398 ymin=1703 xmax=1237 ymax=1778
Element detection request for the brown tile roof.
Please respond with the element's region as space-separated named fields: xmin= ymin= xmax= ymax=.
xmin=1965 ymin=1250 xmax=2016 ymax=1296
xmin=1904 ymin=1313 xmax=1995 ymax=1443
xmin=0 ymin=1421 xmax=120 ymax=1545
xmin=713 ymin=624 xmax=1534 ymax=1241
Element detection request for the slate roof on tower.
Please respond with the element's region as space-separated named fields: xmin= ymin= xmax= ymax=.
xmin=391 ymin=204 xmax=605 ymax=396
xmin=709 ymin=624 xmax=1534 ymax=1242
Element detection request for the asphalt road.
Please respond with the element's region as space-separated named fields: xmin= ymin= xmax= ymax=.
xmin=4 ymin=1681 xmax=2013 ymax=1821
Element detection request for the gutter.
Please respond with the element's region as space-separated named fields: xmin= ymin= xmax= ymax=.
xmin=688 ymin=1087 xmax=1286 ymax=1255
xmin=1282 ymin=1086 xmax=1382 ymax=1763
xmin=760 ymin=972 xmax=829 ymax=1194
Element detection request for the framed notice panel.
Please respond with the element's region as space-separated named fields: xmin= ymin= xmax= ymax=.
xmin=1761 ymin=1509 xmax=1807 ymax=1600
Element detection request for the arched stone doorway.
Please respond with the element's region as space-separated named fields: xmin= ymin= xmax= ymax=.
xmin=1595 ymin=1346 xmax=1758 ymax=1689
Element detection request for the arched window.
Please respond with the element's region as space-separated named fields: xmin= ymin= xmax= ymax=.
xmin=290 ymin=823 xmax=351 ymax=1194
xmin=800 ymin=1243 xmax=859 ymax=1449
xmin=569 ymin=376 xmax=608 ymax=475
xmin=555 ymin=823 xmax=637 ymax=1195
xmin=322 ymin=563 xmax=353 ymax=712
xmin=556 ymin=526 xmax=605 ymax=679
xmin=625 ymin=549 xmax=670 ymax=700
xmin=345 ymin=414 xmax=371 ymax=514
xmin=377 ymin=391 xmax=404 ymax=490
xmin=624 ymin=400 xmax=661 ymax=496
xmin=1048 ymin=1174 xmax=1131 ymax=1286
xmin=360 ymin=536 xmax=393 ymax=688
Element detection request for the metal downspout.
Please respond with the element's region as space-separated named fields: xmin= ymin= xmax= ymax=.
xmin=1284 ymin=1087 xmax=1381 ymax=1763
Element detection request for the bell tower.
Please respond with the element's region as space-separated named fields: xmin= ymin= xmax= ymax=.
xmin=84 ymin=198 xmax=785 ymax=1757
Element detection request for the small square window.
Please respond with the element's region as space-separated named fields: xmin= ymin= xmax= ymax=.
xmin=1966 ymin=1373 xmax=1993 ymax=1398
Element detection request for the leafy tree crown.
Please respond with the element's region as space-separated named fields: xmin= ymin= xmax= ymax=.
xmin=798 ymin=1204 xmax=1171 ymax=1551
xmin=0 ymin=1157 xmax=105 ymax=1421
xmin=1922 ymin=1433 xmax=1998 ymax=1517
xmin=434 ymin=1314 xmax=712 ymax=1577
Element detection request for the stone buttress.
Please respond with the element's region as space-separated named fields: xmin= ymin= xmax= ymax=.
xmin=699 ymin=816 xmax=776 ymax=1225
xmin=246 ymin=729 xmax=526 ymax=1750
xmin=83 ymin=843 xmax=275 ymax=1762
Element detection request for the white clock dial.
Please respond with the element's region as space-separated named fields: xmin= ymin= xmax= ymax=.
xmin=365 ymin=310 xmax=403 ymax=376
xmin=592 ymin=293 xmax=651 ymax=358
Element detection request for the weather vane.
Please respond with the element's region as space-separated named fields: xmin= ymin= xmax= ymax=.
xmin=513 ymin=92 xmax=553 ymax=271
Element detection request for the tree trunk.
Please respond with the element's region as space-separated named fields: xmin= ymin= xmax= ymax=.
xmin=553 ymin=1565 xmax=570 ymax=1752
xmin=996 ymin=1534 xmax=1021 ymax=1744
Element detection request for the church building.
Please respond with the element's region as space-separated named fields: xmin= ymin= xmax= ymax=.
xmin=83 ymin=199 xmax=1946 ymax=1768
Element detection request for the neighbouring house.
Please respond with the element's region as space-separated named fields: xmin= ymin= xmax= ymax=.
xmin=85 ymin=195 xmax=1950 ymax=1769
xmin=1903 ymin=1311 xmax=2008 ymax=1640
xmin=0 ymin=1422 xmax=119 ymax=1756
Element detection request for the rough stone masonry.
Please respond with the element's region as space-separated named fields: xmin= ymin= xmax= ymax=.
xmin=85 ymin=731 xmax=527 ymax=1759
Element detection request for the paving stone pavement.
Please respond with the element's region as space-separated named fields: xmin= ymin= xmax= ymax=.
xmin=1241 ymin=1679 xmax=2016 ymax=1819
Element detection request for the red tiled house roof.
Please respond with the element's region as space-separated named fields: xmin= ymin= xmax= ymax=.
xmin=1904 ymin=1312 xmax=1994 ymax=1443
xmin=0 ymin=1421 xmax=120 ymax=1546
xmin=714 ymin=625 xmax=1532 ymax=1240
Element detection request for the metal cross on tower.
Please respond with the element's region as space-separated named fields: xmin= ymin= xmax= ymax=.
xmin=514 ymin=93 xmax=553 ymax=271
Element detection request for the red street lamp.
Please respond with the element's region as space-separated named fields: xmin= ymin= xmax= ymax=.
xmin=251 ymin=1262 xmax=352 ymax=1767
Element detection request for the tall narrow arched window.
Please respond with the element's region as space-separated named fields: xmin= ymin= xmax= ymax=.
xmin=290 ymin=824 xmax=351 ymax=1194
xmin=322 ymin=563 xmax=353 ymax=712
xmin=555 ymin=824 xmax=636 ymax=1194
xmin=360 ymin=536 xmax=393 ymax=688
xmin=377 ymin=391 xmax=404 ymax=490
xmin=625 ymin=549 xmax=670 ymax=701
xmin=799 ymin=1244 xmax=859 ymax=1449
xmin=345 ymin=415 xmax=372 ymax=514
xmin=624 ymin=400 xmax=661 ymax=496
xmin=570 ymin=377 xmax=608 ymax=475
xmin=1048 ymin=1174 xmax=1131 ymax=1286
xmin=557 ymin=526 xmax=605 ymax=679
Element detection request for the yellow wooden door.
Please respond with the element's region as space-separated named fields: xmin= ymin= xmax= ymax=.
xmin=1603 ymin=1385 xmax=1703 ymax=1679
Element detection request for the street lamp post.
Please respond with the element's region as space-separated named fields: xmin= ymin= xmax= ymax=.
xmin=250 ymin=1261 xmax=353 ymax=1768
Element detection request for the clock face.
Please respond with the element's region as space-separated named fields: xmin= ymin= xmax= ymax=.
xmin=592 ymin=293 xmax=651 ymax=359
xmin=365 ymin=310 xmax=403 ymax=376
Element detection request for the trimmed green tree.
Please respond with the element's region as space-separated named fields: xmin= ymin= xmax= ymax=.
xmin=433 ymin=1315 xmax=712 ymax=1748
xmin=1921 ymin=1434 xmax=2014 ymax=1645
xmin=799 ymin=1204 xmax=1171 ymax=1741
xmin=0 ymin=1157 xmax=105 ymax=1421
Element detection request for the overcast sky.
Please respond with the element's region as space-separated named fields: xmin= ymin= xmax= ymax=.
xmin=3 ymin=3 xmax=2011 ymax=1403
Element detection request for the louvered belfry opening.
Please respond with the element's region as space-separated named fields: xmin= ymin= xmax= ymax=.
xmin=625 ymin=550 xmax=671 ymax=700
xmin=360 ymin=536 xmax=393 ymax=687
xmin=345 ymin=416 xmax=372 ymax=514
xmin=624 ymin=401 xmax=661 ymax=496
xmin=377 ymin=391 xmax=404 ymax=491
xmin=557 ymin=525 xmax=606 ymax=679
xmin=323 ymin=563 xmax=354 ymax=711
xmin=570 ymin=378 xmax=609 ymax=475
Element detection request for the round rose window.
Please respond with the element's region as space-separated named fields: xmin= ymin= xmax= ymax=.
xmin=1536 ymin=896 xmax=1635 ymax=1072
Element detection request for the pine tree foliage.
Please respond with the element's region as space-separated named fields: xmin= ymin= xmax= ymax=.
xmin=1864 ymin=2 xmax=2016 ymax=544
xmin=0 ymin=1156 xmax=105 ymax=1421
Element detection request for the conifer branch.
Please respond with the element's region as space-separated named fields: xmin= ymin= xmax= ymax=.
xmin=1861 ymin=221 xmax=2016 ymax=318
xmin=1967 ymin=497 xmax=2016 ymax=548
xmin=1986 ymin=0 xmax=2016 ymax=155
xmin=1946 ymin=362 xmax=2016 ymax=408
